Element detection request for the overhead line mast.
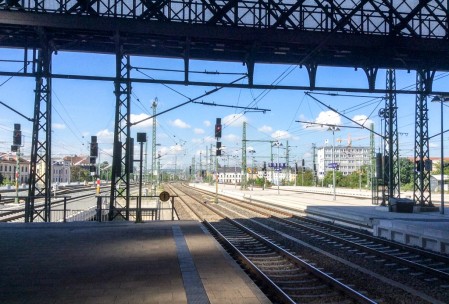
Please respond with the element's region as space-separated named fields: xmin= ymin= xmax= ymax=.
xmin=151 ymin=99 xmax=157 ymax=196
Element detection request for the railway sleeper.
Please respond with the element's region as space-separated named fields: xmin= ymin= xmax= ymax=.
xmin=256 ymin=262 xmax=292 ymax=268
xmin=239 ymin=249 xmax=273 ymax=254
xmin=276 ymin=278 xmax=319 ymax=285
xmin=284 ymin=284 xmax=335 ymax=292
xmin=250 ymin=256 xmax=284 ymax=261
xmin=290 ymin=291 xmax=343 ymax=300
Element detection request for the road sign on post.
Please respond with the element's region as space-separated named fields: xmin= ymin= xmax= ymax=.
xmin=328 ymin=162 xmax=338 ymax=169
xmin=159 ymin=191 xmax=170 ymax=202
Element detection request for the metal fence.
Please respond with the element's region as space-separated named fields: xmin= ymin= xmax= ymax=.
xmin=0 ymin=195 xmax=177 ymax=223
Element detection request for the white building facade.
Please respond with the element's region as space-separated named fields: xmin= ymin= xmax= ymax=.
xmin=217 ymin=167 xmax=295 ymax=185
xmin=51 ymin=159 xmax=71 ymax=184
xmin=316 ymin=145 xmax=371 ymax=179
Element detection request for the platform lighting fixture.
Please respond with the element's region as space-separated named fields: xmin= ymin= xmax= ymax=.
xmin=272 ymin=141 xmax=283 ymax=194
xmin=431 ymin=95 xmax=449 ymax=215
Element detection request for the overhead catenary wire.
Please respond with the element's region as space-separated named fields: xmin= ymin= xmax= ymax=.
xmin=130 ymin=75 xmax=247 ymax=126
xmin=305 ymin=92 xmax=385 ymax=139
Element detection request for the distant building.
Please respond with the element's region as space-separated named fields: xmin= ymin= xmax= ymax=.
xmin=217 ymin=166 xmax=296 ymax=185
xmin=218 ymin=167 xmax=242 ymax=185
xmin=316 ymin=145 xmax=371 ymax=179
xmin=36 ymin=158 xmax=70 ymax=184
xmin=0 ymin=152 xmax=30 ymax=184
xmin=51 ymin=159 xmax=71 ymax=184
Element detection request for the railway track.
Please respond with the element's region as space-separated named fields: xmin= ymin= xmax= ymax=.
xmin=166 ymin=183 xmax=377 ymax=303
xmin=188 ymin=184 xmax=449 ymax=281
xmin=167 ymin=183 xmax=449 ymax=303
xmin=0 ymin=185 xmax=111 ymax=222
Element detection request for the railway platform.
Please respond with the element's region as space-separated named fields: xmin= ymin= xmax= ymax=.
xmin=190 ymin=183 xmax=449 ymax=254
xmin=0 ymin=221 xmax=270 ymax=304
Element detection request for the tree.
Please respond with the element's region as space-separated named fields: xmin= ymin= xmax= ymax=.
xmin=296 ymin=170 xmax=316 ymax=186
xmin=70 ymin=166 xmax=90 ymax=182
xmin=323 ymin=170 xmax=344 ymax=188
xmin=99 ymin=161 xmax=111 ymax=181
xmin=399 ymin=158 xmax=414 ymax=185
xmin=431 ymin=159 xmax=449 ymax=175
xmin=0 ymin=173 xmax=3 ymax=185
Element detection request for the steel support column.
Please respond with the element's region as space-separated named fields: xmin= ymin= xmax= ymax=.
xmin=151 ymin=100 xmax=157 ymax=195
xmin=28 ymin=46 xmax=52 ymax=222
xmin=414 ymin=70 xmax=434 ymax=208
xmin=109 ymin=40 xmax=132 ymax=221
xmin=384 ymin=69 xmax=400 ymax=201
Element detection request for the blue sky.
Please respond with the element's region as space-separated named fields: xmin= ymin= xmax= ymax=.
xmin=1 ymin=47 xmax=448 ymax=170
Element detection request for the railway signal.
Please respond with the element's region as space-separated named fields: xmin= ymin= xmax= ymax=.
xmin=215 ymin=118 xmax=222 ymax=139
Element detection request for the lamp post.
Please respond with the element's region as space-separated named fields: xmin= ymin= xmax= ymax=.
xmin=273 ymin=141 xmax=283 ymax=194
xmin=295 ymin=161 xmax=297 ymax=187
xmin=233 ymin=154 xmax=239 ymax=189
xmin=249 ymin=149 xmax=256 ymax=190
xmin=328 ymin=126 xmax=340 ymax=200
xmin=431 ymin=95 xmax=449 ymax=214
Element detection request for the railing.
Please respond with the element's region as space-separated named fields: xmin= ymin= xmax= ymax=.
xmin=95 ymin=195 xmax=176 ymax=222
xmin=0 ymin=194 xmax=177 ymax=222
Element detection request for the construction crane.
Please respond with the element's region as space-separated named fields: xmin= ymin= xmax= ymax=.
xmin=347 ymin=134 xmax=369 ymax=147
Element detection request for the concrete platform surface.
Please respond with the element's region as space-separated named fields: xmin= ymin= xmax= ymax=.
xmin=0 ymin=221 xmax=270 ymax=304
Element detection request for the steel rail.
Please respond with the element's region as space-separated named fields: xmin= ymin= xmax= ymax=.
xmin=185 ymin=184 xmax=449 ymax=281
xmin=170 ymin=183 xmax=377 ymax=303
xmin=204 ymin=220 xmax=296 ymax=304
xmin=277 ymin=216 xmax=449 ymax=281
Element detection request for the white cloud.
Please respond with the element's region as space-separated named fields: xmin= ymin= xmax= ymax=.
xmin=303 ymin=152 xmax=312 ymax=159
xmin=52 ymin=123 xmax=66 ymax=129
xmin=222 ymin=114 xmax=247 ymax=127
xmin=258 ymin=125 xmax=273 ymax=133
xmin=130 ymin=113 xmax=153 ymax=128
xmin=96 ymin=129 xmax=114 ymax=141
xmin=429 ymin=142 xmax=439 ymax=148
xmin=192 ymin=136 xmax=215 ymax=144
xmin=352 ymin=114 xmax=373 ymax=127
xmin=224 ymin=134 xmax=240 ymax=142
xmin=302 ymin=111 xmax=341 ymax=130
xmin=203 ymin=136 xmax=216 ymax=143
xmin=170 ymin=119 xmax=191 ymax=129
xmin=271 ymin=130 xmax=291 ymax=140
xmin=194 ymin=128 xmax=205 ymax=134
xmin=203 ymin=120 xmax=211 ymax=127
xmin=315 ymin=111 xmax=341 ymax=126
